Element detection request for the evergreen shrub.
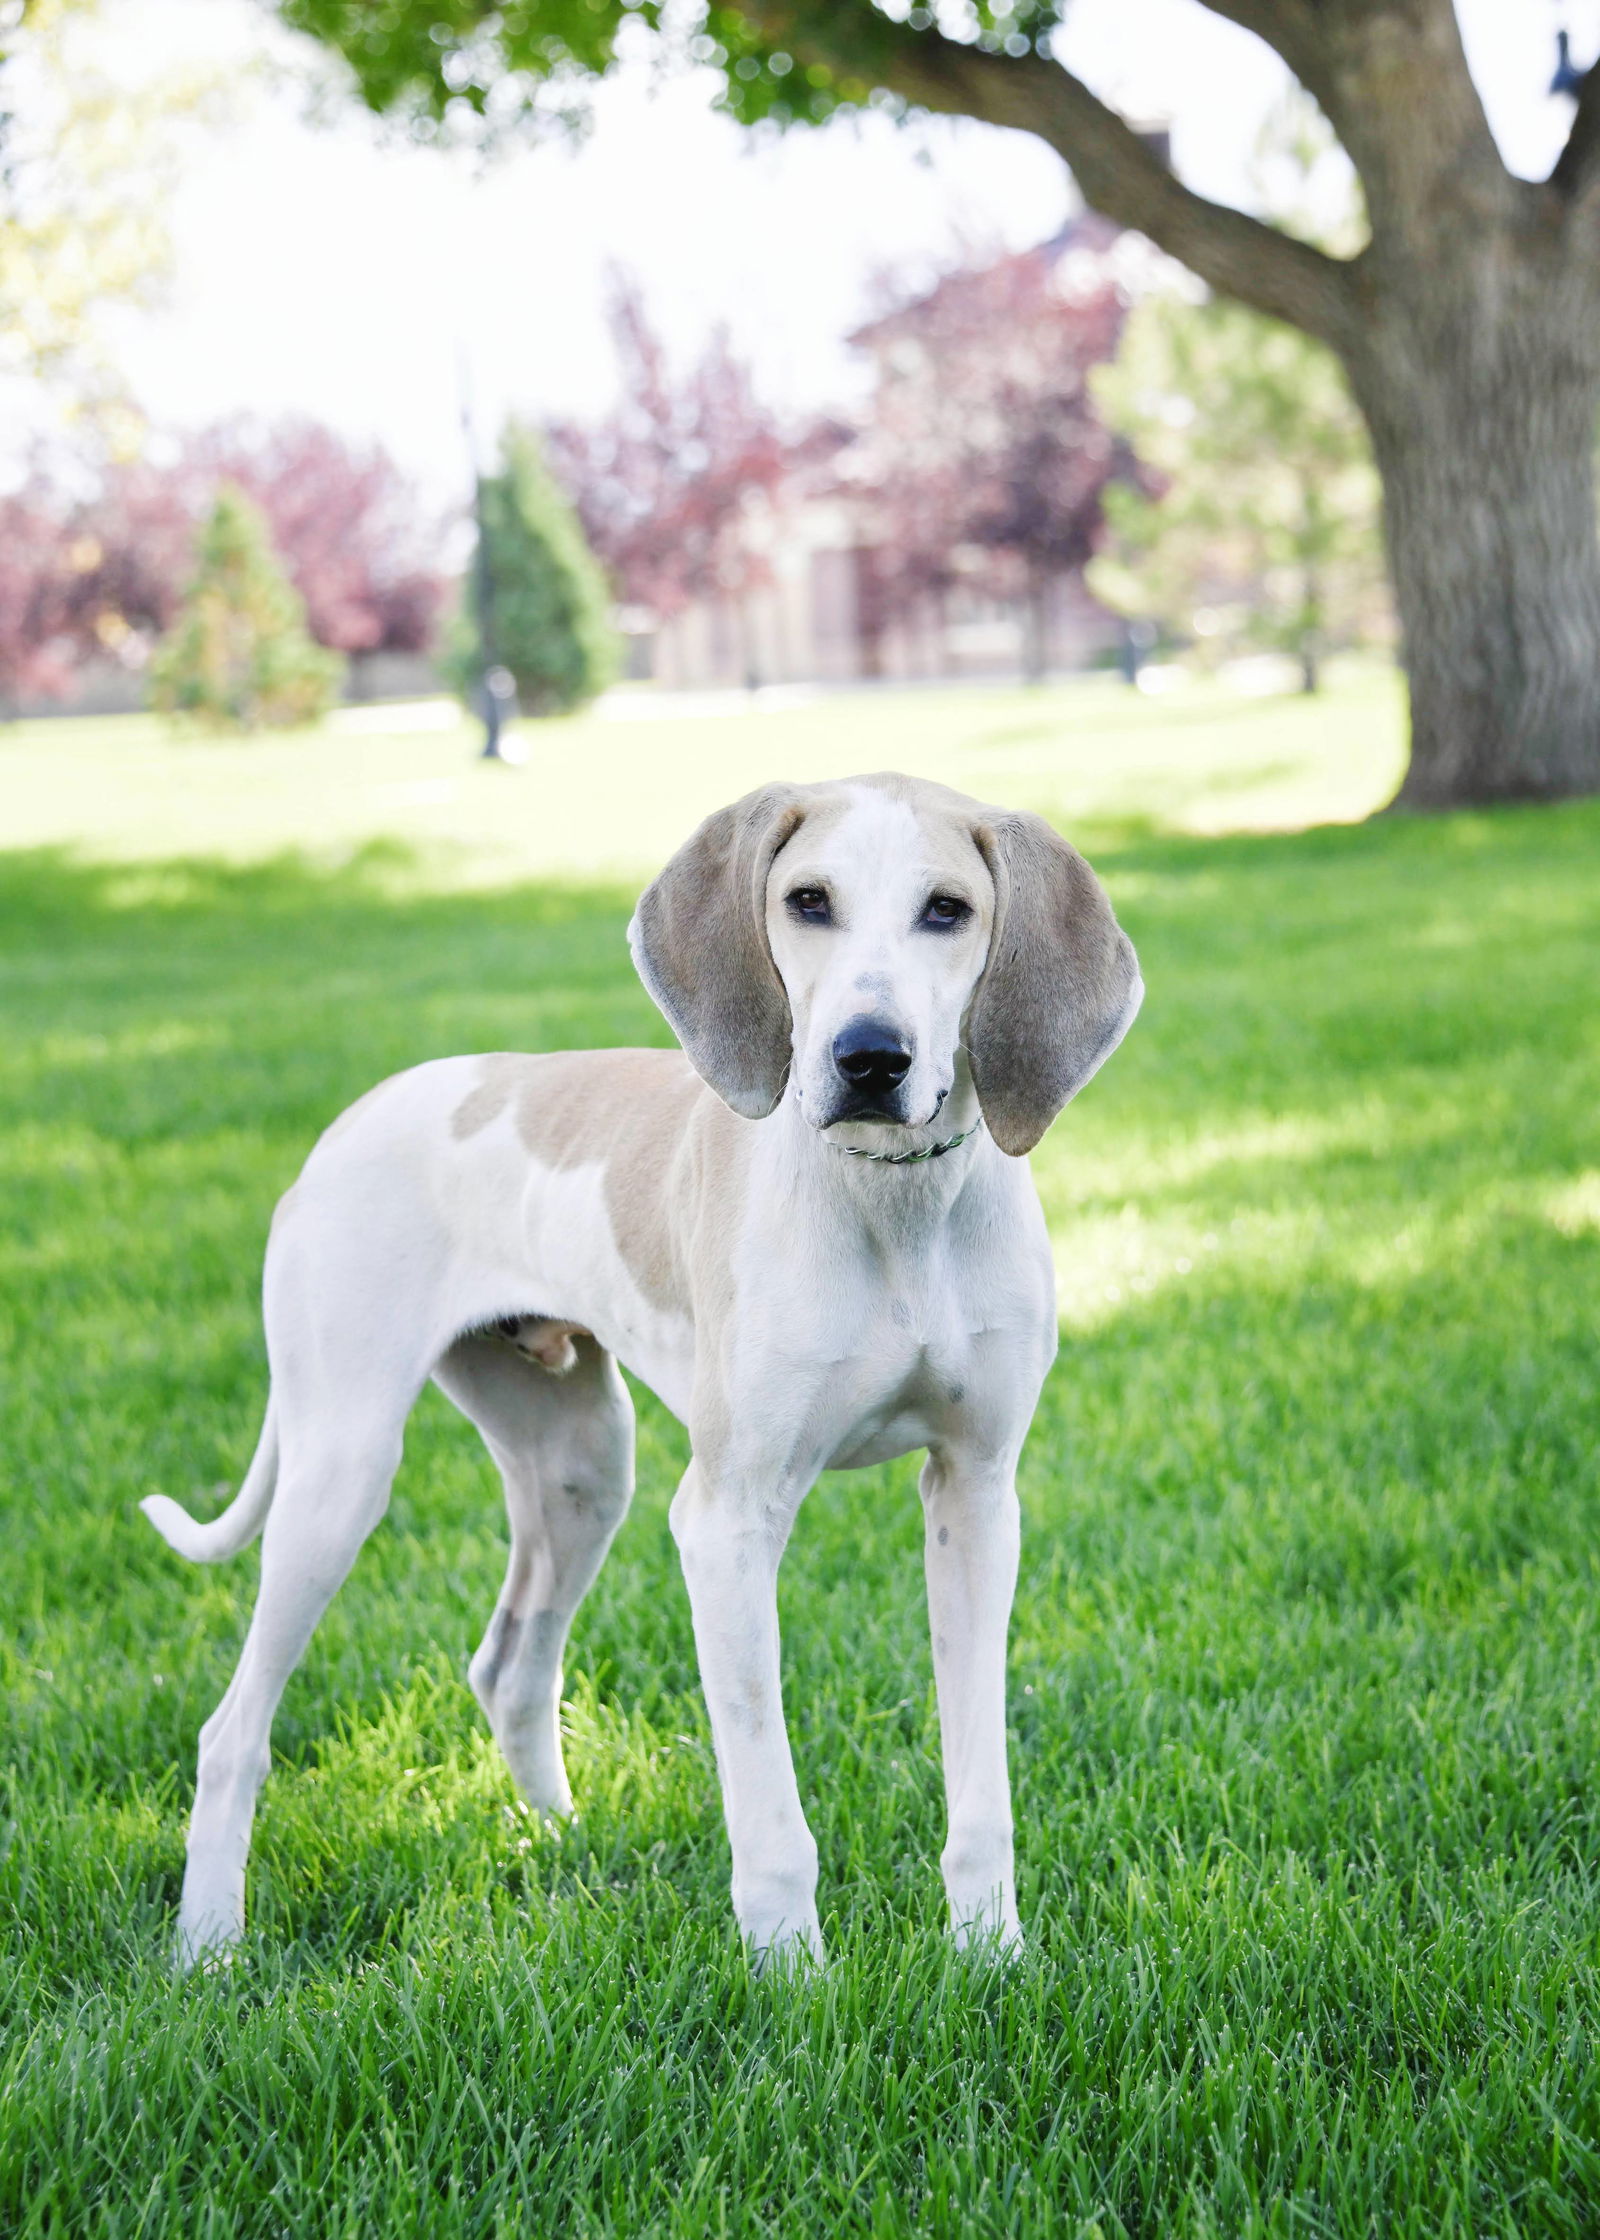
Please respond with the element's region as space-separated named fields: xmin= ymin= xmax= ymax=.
xmin=454 ymin=424 xmax=618 ymax=719
xmin=150 ymin=486 xmax=342 ymax=732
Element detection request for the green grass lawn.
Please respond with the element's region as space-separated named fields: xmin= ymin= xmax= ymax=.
xmin=4 ymin=679 xmax=1600 ymax=2235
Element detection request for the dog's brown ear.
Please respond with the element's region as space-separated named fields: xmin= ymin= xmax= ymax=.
xmin=629 ymin=784 xmax=808 ymax=1119
xmin=968 ymin=813 xmax=1142 ymax=1156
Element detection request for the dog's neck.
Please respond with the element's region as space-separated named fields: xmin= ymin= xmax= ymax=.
xmin=775 ymin=1056 xmax=990 ymax=1225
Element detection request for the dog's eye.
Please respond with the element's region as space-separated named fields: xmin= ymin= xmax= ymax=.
xmin=921 ymin=894 xmax=971 ymax=930
xmin=787 ymin=886 xmax=832 ymax=925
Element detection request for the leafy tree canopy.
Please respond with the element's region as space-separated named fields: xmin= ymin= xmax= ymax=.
xmin=2 ymin=0 xmax=237 ymax=437
xmin=546 ymin=273 xmax=792 ymax=626
xmin=1091 ymin=286 xmax=1384 ymax=688
xmin=274 ymin=0 xmax=911 ymax=141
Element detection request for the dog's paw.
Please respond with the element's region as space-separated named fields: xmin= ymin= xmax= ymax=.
xmin=950 ymin=1909 xmax=1023 ymax=1964
xmin=175 ymin=1911 xmax=245 ymax=1976
xmin=747 ymin=1917 xmax=826 ymax=1977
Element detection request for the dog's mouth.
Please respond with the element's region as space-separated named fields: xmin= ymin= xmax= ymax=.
xmin=823 ymin=1095 xmax=910 ymax=1128
xmin=811 ymin=1082 xmax=949 ymax=1133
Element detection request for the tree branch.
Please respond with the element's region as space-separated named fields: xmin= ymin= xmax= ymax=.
xmin=1293 ymin=0 xmax=1511 ymax=231
xmin=1187 ymin=2 xmax=1513 ymax=241
xmin=841 ymin=27 xmax=1361 ymax=353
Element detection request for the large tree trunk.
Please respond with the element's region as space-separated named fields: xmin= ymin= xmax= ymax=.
xmin=1348 ymin=237 xmax=1600 ymax=809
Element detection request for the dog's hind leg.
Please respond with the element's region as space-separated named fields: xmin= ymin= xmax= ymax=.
xmin=433 ymin=1331 xmax=634 ymax=1814
xmin=175 ymin=1380 xmax=414 ymax=1967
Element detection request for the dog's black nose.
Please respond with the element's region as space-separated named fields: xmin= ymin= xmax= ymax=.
xmin=832 ymin=1019 xmax=913 ymax=1097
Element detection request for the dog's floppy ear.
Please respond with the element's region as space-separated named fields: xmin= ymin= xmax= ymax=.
xmin=967 ymin=812 xmax=1142 ymax=1157
xmin=629 ymin=784 xmax=808 ymax=1119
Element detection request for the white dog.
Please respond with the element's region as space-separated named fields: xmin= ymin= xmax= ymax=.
xmin=144 ymin=772 xmax=1141 ymax=1966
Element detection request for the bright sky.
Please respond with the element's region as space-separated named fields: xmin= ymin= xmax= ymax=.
xmin=27 ymin=0 xmax=1600 ymax=502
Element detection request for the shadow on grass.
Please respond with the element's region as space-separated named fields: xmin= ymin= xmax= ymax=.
xmin=0 ymin=842 xmax=656 ymax=1153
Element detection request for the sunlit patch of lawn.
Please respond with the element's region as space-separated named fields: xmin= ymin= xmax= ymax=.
xmin=0 ymin=662 xmax=1404 ymax=886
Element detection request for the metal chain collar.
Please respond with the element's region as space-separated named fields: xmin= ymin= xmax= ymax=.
xmin=829 ymin=1119 xmax=985 ymax=1166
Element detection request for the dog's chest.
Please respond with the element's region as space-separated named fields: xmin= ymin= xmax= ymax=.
xmin=816 ymin=1301 xmax=1017 ymax=1471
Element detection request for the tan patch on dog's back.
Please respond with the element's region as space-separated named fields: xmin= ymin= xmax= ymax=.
xmin=450 ymin=1056 xmax=524 ymax=1142
xmin=450 ymin=1049 xmax=714 ymax=1312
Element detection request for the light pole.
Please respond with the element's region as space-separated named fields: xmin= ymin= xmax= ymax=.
xmin=470 ymin=475 xmax=518 ymax=761
xmin=459 ymin=364 xmax=520 ymax=763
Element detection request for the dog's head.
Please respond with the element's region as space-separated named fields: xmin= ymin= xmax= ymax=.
xmin=628 ymin=773 xmax=1141 ymax=1156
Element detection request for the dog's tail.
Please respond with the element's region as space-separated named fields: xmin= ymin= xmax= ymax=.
xmin=140 ymin=1398 xmax=279 ymax=1563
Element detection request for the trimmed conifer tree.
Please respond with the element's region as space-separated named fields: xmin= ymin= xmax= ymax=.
xmin=463 ymin=423 xmax=618 ymax=720
xmin=150 ymin=485 xmax=342 ymax=732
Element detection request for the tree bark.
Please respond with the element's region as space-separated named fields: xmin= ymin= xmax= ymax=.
xmin=1346 ymin=234 xmax=1600 ymax=806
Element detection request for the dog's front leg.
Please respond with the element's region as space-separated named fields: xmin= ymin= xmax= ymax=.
xmin=920 ymin=1446 xmax=1023 ymax=1950
xmin=671 ymin=1460 xmax=822 ymax=1965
